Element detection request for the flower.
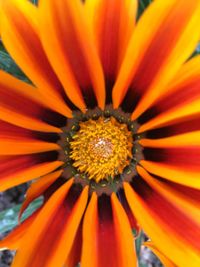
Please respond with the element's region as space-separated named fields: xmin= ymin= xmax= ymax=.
xmin=0 ymin=0 xmax=200 ymax=266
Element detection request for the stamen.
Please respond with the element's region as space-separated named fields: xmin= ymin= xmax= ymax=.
xmin=70 ymin=117 xmax=133 ymax=182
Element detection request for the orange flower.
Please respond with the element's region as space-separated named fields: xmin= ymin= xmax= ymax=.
xmin=0 ymin=0 xmax=200 ymax=266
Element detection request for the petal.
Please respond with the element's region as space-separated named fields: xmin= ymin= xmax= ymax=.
xmin=81 ymin=194 xmax=136 ymax=267
xmin=137 ymin=166 xmax=200 ymax=224
xmin=85 ymin=0 xmax=137 ymax=82
xmin=166 ymin=55 xmax=200 ymax=93
xmin=11 ymin=178 xmax=74 ymax=267
xmin=139 ymin=99 xmax=200 ymax=133
xmin=140 ymin=131 xmax=200 ymax=148
xmin=141 ymin=160 xmax=200 ymax=189
xmin=117 ymin=189 xmax=140 ymax=234
xmin=47 ymin=185 xmax=88 ymax=267
xmin=146 ymin=116 xmax=200 ymax=139
xmin=0 ymin=154 xmax=63 ymax=191
xmin=129 ymin=174 xmax=200 ymax=253
xmin=1 ymin=0 xmax=72 ymax=117
xmin=111 ymin=193 xmax=137 ymax=267
xmin=64 ymin=225 xmax=82 ymax=267
xmin=0 ymin=71 xmax=63 ymax=133
xmin=144 ymin=242 xmax=176 ymax=267
xmin=0 ymin=140 xmax=60 ymax=155
xmin=39 ymin=0 xmax=105 ymax=110
xmin=138 ymin=59 xmax=200 ymax=133
xmin=81 ymin=193 xmax=98 ymax=267
xmin=124 ymin=182 xmax=200 ymax=267
xmin=12 ymin=180 xmax=88 ymax=267
xmin=0 ymin=210 xmax=40 ymax=250
xmin=112 ymin=0 xmax=200 ymax=117
xmin=19 ymin=170 xmax=63 ymax=220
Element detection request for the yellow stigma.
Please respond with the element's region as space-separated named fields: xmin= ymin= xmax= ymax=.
xmin=70 ymin=117 xmax=133 ymax=182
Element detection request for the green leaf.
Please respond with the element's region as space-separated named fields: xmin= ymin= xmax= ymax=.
xmin=0 ymin=197 xmax=43 ymax=234
xmin=0 ymin=42 xmax=31 ymax=83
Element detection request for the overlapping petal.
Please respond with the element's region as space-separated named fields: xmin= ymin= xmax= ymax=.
xmin=39 ymin=0 xmax=105 ymax=110
xmin=85 ymin=0 xmax=137 ymax=83
xmin=0 ymin=120 xmax=60 ymax=155
xmin=137 ymin=166 xmax=200 ymax=225
xmin=0 ymin=154 xmax=63 ymax=191
xmin=124 ymin=180 xmax=200 ymax=267
xmin=19 ymin=170 xmax=63 ymax=220
xmin=138 ymin=55 xmax=200 ymax=133
xmin=11 ymin=180 xmax=89 ymax=267
xmin=81 ymin=194 xmax=136 ymax=267
xmin=0 ymin=0 xmax=72 ymax=117
xmin=0 ymin=210 xmax=40 ymax=251
xmin=0 ymin=71 xmax=63 ymax=133
xmin=0 ymin=0 xmax=200 ymax=266
xmin=113 ymin=0 xmax=200 ymax=118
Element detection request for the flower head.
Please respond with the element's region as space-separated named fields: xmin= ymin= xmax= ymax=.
xmin=0 ymin=0 xmax=200 ymax=266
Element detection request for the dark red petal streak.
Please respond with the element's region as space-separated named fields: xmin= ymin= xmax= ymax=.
xmin=131 ymin=177 xmax=200 ymax=251
xmin=0 ymin=153 xmax=63 ymax=191
xmin=12 ymin=181 xmax=88 ymax=267
xmin=1 ymin=0 xmax=71 ymax=117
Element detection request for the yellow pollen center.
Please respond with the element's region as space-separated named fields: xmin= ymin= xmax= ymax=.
xmin=69 ymin=117 xmax=133 ymax=182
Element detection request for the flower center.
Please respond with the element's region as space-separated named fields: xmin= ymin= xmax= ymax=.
xmin=69 ymin=117 xmax=133 ymax=182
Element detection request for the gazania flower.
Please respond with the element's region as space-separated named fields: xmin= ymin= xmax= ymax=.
xmin=0 ymin=0 xmax=200 ymax=266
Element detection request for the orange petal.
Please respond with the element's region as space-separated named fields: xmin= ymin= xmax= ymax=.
xmin=82 ymin=194 xmax=136 ymax=267
xmin=85 ymin=0 xmax=137 ymax=81
xmin=0 ymin=155 xmax=63 ymax=192
xmin=0 ymin=210 xmax=40 ymax=250
xmin=11 ymin=178 xmax=74 ymax=267
xmin=0 ymin=71 xmax=62 ymax=133
xmin=0 ymin=0 xmax=72 ymax=117
xmin=64 ymin=225 xmax=82 ymax=267
xmin=137 ymin=166 xmax=200 ymax=224
xmin=138 ymin=58 xmax=200 ymax=134
xmin=0 ymin=107 xmax=62 ymax=133
xmin=111 ymin=193 xmax=137 ymax=267
xmin=39 ymin=0 xmax=105 ymax=110
xmin=144 ymin=242 xmax=176 ymax=267
xmin=81 ymin=192 xmax=98 ymax=267
xmin=140 ymin=131 xmax=200 ymax=148
xmin=138 ymin=98 xmax=200 ymax=133
xmin=133 ymin=175 xmax=200 ymax=252
xmin=112 ymin=0 xmax=200 ymax=117
xmin=0 ymin=140 xmax=60 ymax=155
xmin=165 ymin=55 xmax=200 ymax=95
xmin=19 ymin=170 xmax=63 ymax=220
xmin=141 ymin=160 xmax=200 ymax=189
xmin=47 ymin=186 xmax=88 ymax=267
xmin=124 ymin=182 xmax=200 ymax=267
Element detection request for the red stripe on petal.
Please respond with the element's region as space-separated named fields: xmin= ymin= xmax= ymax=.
xmin=11 ymin=180 xmax=87 ymax=267
xmin=0 ymin=153 xmax=63 ymax=191
xmin=131 ymin=177 xmax=200 ymax=251
xmin=64 ymin=225 xmax=82 ymax=267
xmin=39 ymin=0 xmax=105 ymax=110
xmin=97 ymin=195 xmax=118 ymax=267
xmin=117 ymin=189 xmax=139 ymax=234
xmin=144 ymin=147 xmax=200 ymax=171
xmin=1 ymin=0 xmax=71 ymax=117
